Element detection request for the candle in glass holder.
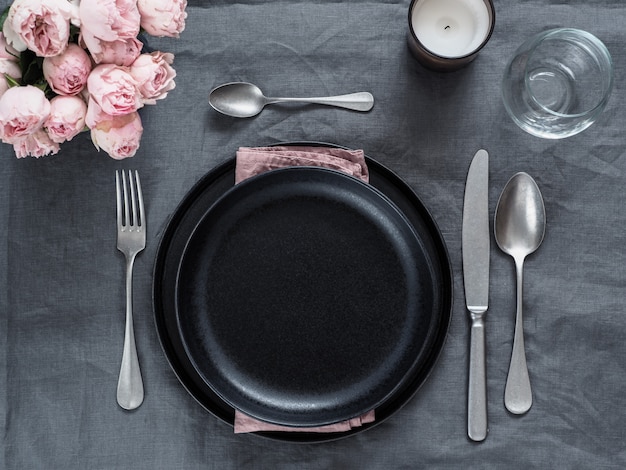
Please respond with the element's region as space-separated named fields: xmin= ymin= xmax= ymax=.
xmin=408 ymin=0 xmax=495 ymax=72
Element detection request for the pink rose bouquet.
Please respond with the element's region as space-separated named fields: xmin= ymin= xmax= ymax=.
xmin=0 ymin=85 xmax=50 ymax=143
xmin=42 ymin=43 xmax=91 ymax=96
xmin=137 ymin=0 xmax=187 ymax=38
xmin=130 ymin=51 xmax=176 ymax=105
xmin=90 ymin=111 xmax=143 ymax=160
xmin=45 ymin=95 xmax=87 ymax=143
xmin=0 ymin=0 xmax=186 ymax=159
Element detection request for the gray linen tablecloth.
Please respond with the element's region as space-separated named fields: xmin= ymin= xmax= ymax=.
xmin=2 ymin=0 xmax=626 ymax=468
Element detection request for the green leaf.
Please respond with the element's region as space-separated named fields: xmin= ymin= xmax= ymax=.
xmin=20 ymin=49 xmax=45 ymax=86
xmin=0 ymin=6 xmax=9 ymax=30
xmin=4 ymin=73 xmax=21 ymax=88
xmin=69 ymin=23 xmax=80 ymax=44
xmin=43 ymin=84 xmax=57 ymax=100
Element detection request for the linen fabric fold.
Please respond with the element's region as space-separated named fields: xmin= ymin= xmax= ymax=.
xmin=232 ymin=145 xmax=374 ymax=434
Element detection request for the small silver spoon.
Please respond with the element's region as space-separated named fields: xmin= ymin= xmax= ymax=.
xmin=208 ymin=82 xmax=374 ymax=118
xmin=494 ymin=172 xmax=546 ymax=415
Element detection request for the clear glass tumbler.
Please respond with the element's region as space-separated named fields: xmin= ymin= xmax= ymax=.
xmin=502 ymin=28 xmax=613 ymax=139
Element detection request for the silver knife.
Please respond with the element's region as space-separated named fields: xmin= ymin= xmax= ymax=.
xmin=463 ymin=149 xmax=490 ymax=442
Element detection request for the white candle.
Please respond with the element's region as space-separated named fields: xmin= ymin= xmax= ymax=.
xmin=411 ymin=0 xmax=491 ymax=58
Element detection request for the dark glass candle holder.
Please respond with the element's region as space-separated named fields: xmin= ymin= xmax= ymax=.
xmin=407 ymin=0 xmax=495 ymax=72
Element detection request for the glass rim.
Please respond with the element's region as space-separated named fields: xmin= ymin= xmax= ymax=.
xmin=523 ymin=28 xmax=614 ymax=119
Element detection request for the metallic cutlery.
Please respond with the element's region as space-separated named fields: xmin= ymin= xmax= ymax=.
xmin=462 ymin=150 xmax=490 ymax=441
xmin=494 ymin=172 xmax=546 ymax=415
xmin=115 ymin=170 xmax=146 ymax=410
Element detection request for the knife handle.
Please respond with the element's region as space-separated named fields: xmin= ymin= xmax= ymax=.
xmin=468 ymin=313 xmax=487 ymax=441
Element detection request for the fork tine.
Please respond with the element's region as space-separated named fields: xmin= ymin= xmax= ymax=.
xmin=115 ymin=170 xmax=123 ymax=228
xmin=134 ymin=171 xmax=145 ymax=228
xmin=122 ymin=170 xmax=130 ymax=227
xmin=129 ymin=170 xmax=138 ymax=227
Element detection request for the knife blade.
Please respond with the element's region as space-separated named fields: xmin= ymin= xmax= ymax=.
xmin=463 ymin=149 xmax=490 ymax=442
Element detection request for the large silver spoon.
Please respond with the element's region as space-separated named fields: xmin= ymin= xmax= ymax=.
xmin=208 ymin=82 xmax=374 ymax=118
xmin=494 ymin=172 xmax=546 ymax=415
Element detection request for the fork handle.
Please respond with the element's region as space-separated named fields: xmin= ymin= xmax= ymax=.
xmin=117 ymin=255 xmax=144 ymax=410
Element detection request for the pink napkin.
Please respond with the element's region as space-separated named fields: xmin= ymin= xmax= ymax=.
xmin=232 ymin=145 xmax=375 ymax=434
xmin=235 ymin=146 xmax=369 ymax=184
xmin=234 ymin=409 xmax=375 ymax=434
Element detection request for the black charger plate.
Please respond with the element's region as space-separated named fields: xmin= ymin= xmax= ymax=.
xmin=153 ymin=144 xmax=452 ymax=442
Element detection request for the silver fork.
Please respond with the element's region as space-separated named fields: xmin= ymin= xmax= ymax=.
xmin=115 ymin=170 xmax=145 ymax=410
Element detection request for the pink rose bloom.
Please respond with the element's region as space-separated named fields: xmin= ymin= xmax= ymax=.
xmin=0 ymin=85 xmax=50 ymax=144
xmin=81 ymin=30 xmax=143 ymax=67
xmin=85 ymin=97 xmax=108 ymax=129
xmin=44 ymin=95 xmax=87 ymax=143
xmin=12 ymin=128 xmax=60 ymax=158
xmin=79 ymin=0 xmax=140 ymax=42
xmin=0 ymin=32 xmax=20 ymax=60
xmin=137 ymin=0 xmax=187 ymax=38
xmin=4 ymin=0 xmax=73 ymax=57
xmin=43 ymin=44 xmax=92 ymax=96
xmin=90 ymin=111 xmax=143 ymax=160
xmin=0 ymin=59 xmax=22 ymax=98
xmin=67 ymin=0 xmax=80 ymax=27
xmin=87 ymin=64 xmax=143 ymax=116
xmin=130 ymin=52 xmax=176 ymax=105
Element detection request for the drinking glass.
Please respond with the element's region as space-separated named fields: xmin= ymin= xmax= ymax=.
xmin=502 ymin=28 xmax=613 ymax=139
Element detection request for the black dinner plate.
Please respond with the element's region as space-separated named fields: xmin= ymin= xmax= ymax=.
xmin=153 ymin=143 xmax=452 ymax=442
xmin=177 ymin=167 xmax=435 ymax=427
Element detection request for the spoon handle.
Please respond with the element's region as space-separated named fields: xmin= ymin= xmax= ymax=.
xmin=267 ymin=92 xmax=374 ymax=112
xmin=505 ymin=258 xmax=532 ymax=414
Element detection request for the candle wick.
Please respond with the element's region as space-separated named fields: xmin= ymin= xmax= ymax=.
xmin=444 ymin=25 xmax=450 ymax=30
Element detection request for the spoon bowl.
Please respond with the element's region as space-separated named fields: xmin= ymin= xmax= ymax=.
xmin=208 ymin=82 xmax=374 ymax=118
xmin=494 ymin=172 xmax=546 ymax=414
xmin=495 ymin=174 xmax=546 ymax=258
